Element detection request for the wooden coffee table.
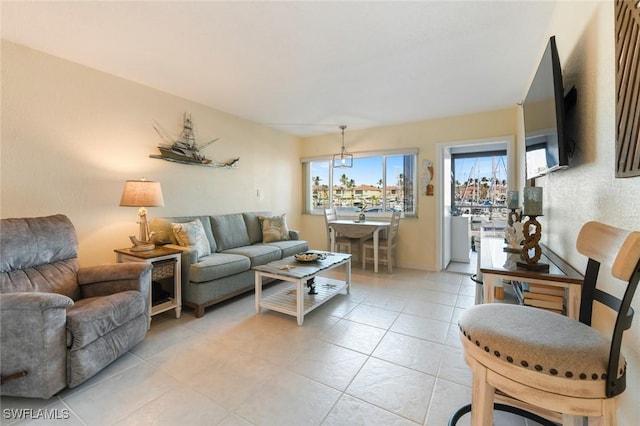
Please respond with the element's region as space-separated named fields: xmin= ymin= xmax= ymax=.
xmin=253 ymin=251 xmax=351 ymax=325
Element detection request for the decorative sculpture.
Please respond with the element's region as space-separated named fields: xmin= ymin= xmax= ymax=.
xmin=150 ymin=113 xmax=239 ymax=168
xmin=517 ymin=215 xmax=549 ymax=271
xmin=505 ymin=220 xmax=523 ymax=250
xmin=422 ymin=160 xmax=434 ymax=196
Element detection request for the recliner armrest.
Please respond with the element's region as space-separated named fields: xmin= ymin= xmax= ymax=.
xmin=0 ymin=292 xmax=72 ymax=398
xmin=77 ymin=263 xmax=152 ymax=298
xmin=0 ymin=292 xmax=74 ymax=311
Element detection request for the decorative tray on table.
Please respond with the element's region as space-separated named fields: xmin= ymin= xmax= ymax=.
xmin=294 ymin=252 xmax=327 ymax=263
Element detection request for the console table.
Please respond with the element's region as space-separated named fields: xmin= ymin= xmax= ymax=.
xmin=479 ymin=237 xmax=584 ymax=319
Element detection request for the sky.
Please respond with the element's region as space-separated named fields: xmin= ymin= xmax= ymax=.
xmin=311 ymin=156 xmax=406 ymax=187
xmin=454 ymin=156 xmax=508 ymax=183
xmin=312 ymin=155 xmax=507 ymax=187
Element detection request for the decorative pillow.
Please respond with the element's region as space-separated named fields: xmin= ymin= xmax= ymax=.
xmin=172 ymin=219 xmax=211 ymax=258
xmin=259 ymin=214 xmax=291 ymax=243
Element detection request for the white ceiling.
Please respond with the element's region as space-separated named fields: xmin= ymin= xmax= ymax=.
xmin=1 ymin=1 xmax=558 ymax=136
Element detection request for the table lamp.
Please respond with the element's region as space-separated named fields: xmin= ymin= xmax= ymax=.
xmin=119 ymin=179 xmax=164 ymax=251
xmin=506 ymin=190 xmax=520 ymax=227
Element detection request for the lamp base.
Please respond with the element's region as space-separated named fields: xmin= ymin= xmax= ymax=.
xmin=516 ymin=261 xmax=549 ymax=272
xmin=129 ymin=243 xmax=155 ymax=252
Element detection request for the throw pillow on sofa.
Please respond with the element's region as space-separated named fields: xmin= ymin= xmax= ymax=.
xmin=259 ymin=214 xmax=291 ymax=243
xmin=172 ymin=219 xmax=211 ymax=258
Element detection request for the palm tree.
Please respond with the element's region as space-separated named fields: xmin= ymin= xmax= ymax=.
xmin=336 ymin=174 xmax=348 ymax=206
xmin=347 ymin=178 xmax=356 ymax=206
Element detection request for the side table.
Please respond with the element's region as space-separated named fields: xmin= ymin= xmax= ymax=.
xmin=114 ymin=246 xmax=182 ymax=325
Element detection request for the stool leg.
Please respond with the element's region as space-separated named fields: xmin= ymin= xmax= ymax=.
xmin=362 ymin=245 xmax=367 ymax=270
xmin=597 ymin=398 xmax=617 ymax=426
xmin=471 ymin=364 xmax=494 ymax=425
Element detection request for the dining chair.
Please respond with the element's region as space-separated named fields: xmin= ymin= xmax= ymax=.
xmin=361 ymin=211 xmax=401 ymax=273
xmin=451 ymin=221 xmax=640 ymax=426
xmin=324 ymin=209 xmax=351 ymax=253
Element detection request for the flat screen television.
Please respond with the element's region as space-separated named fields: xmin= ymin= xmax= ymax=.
xmin=522 ymin=36 xmax=574 ymax=180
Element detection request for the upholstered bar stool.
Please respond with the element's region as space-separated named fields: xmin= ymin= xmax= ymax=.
xmin=451 ymin=221 xmax=640 ymax=426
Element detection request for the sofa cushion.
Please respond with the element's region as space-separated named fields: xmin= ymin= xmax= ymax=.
xmin=265 ymin=239 xmax=309 ymax=258
xmin=67 ymin=314 xmax=147 ymax=389
xmin=172 ymin=219 xmax=211 ymax=258
xmin=150 ymin=216 xmax=217 ymax=253
xmin=223 ymin=245 xmax=282 ymax=267
xmin=189 ymin=253 xmax=251 ymax=283
xmin=458 ymin=303 xmax=624 ymax=395
xmin=66 ymin=290 xmax=145 ymax=350
xmin=242 ymin=211 xmax=272 ymax=244
xmin=259 ymin=214 xmax=291 ymax=243
xmin=210 ymin=214 xmax=251 ymax=251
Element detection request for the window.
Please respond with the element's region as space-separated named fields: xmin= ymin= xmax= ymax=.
xmin=303 ymin=150 xmax=417 ymax=216
xmin=451 ymin=151 xmax=507 ymax=219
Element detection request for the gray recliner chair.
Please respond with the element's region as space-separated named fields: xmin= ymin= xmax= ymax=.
xmin=0 ymin=214 xmax=152 ymax=398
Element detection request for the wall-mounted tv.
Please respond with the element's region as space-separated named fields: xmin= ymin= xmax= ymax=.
xmin=523 ymin=36 xmax=575 ymax=180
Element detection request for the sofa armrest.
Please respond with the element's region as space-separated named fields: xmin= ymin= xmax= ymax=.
xmin=77 ymin=263 xmax=152 ymax=297
xmin=288 ymin=230 xmax=301 ymax=240
xmin=164 ymin=244 xmax=199 ymax=263
xmin=164 ymin=244 xmax=198 ymax=285
xmin=0 ymin=293 xmax=73 ymax=398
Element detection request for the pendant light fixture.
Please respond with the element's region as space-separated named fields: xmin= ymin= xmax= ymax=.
xmin=332 ymin=125 xmax=353 ymax=168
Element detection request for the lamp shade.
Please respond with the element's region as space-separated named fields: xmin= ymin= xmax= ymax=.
xmin=522 ymin=186 xmax=543 ymax=216
xmin=333 ymin=150 xmax=354 ymax=168
xmin=119 ymin=180 xmax=165 ymax=207
xmin=507 ymin=190 xmax=519 ymax=209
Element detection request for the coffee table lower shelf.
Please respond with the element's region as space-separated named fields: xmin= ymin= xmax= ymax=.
xmin=259 ymin=277 xmax=347 ymax=323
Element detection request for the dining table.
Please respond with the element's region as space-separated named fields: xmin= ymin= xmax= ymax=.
xmin=328 ymin=219 xmax=390 ymax=273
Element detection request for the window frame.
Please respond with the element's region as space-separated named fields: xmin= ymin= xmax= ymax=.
xmin=302 ymin=148 xmax=418 ymax=217
xmin=451 ymin=149 xmax=508 ymax=217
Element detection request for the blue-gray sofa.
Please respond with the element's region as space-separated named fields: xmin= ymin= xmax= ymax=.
xmin=150 ymin=212 xmax=308 ymax=317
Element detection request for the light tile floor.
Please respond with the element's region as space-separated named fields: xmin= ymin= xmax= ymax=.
xmin=1 ymin=267 xmax=544 ymax=426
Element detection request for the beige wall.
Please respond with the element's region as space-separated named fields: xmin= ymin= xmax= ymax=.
xmin=1 ymin=41 xmax=302 ymax=266
xmin=299 ymin=109 xmax=518 ymax=270
xmin=537 ymin=2 xmax=640 ymax=423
